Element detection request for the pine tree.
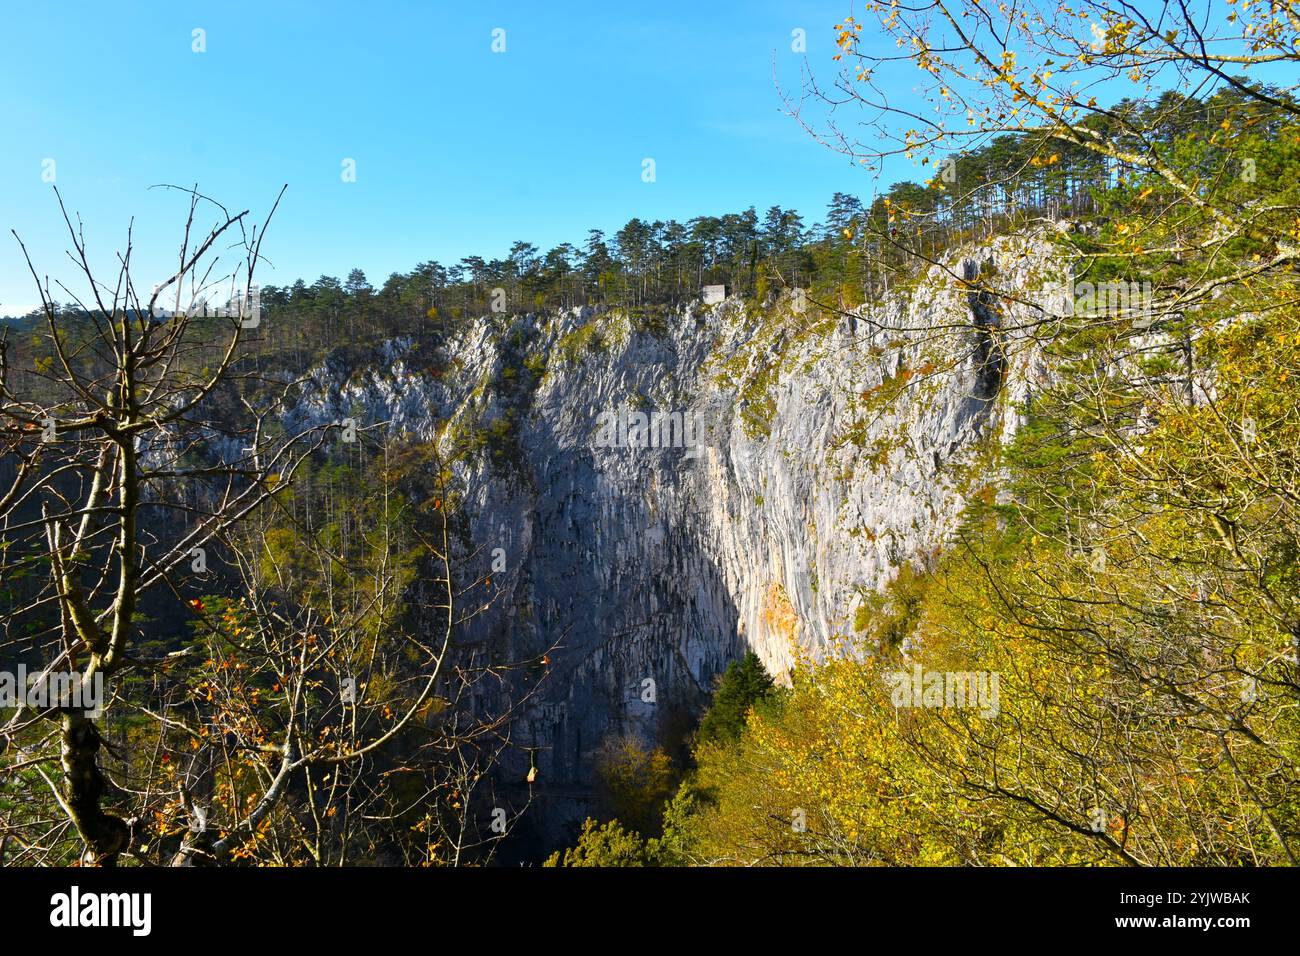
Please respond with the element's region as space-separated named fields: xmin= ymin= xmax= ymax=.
xmin=696 ymin=651 xmax=775 ymax=744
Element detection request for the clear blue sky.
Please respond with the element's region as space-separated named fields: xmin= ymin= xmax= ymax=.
xmin=0 ymin=0 xmax=900 ymax=314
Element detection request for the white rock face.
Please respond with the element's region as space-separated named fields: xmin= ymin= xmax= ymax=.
xmin=285 ymin=235 xmax=1064 ymax=842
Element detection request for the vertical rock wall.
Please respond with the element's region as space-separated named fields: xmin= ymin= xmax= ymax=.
xmin=286 ymin=235 xmax=1062 ymax=849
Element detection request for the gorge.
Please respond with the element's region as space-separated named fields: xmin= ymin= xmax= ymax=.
xmin=281 ymin=234 xmax=1062 ymax=852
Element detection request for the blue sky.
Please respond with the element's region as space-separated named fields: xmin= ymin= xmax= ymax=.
xmin=0 ymin=0 xmax=896 ymax=314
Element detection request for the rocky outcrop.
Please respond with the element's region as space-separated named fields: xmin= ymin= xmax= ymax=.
xmin=284 ymin=235 xmax=1064 ymax=850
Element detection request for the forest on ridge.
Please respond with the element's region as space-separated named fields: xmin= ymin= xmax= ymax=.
xmin=1 ymin=0 xmax=1298 ymax=869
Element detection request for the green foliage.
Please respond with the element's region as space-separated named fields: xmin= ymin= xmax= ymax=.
xmin=556 ymin=320 xmax=606 ymax=363
xmin=543 ymin=818 xmax=655 ymax=867
xmin=695 ymin=651 xmax=776 ymax=745
xmin=595 ymin=735 xmax=677 ymax=837
xmin=543 ymin=789 xmax=698 ymax=867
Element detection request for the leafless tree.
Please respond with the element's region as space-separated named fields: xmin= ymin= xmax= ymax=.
xmin=0 ymin=188 xmax=542 ymax=866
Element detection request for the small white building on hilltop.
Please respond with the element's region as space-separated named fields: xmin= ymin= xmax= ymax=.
xmin=701 ymin=284 xmax=727 ymax=305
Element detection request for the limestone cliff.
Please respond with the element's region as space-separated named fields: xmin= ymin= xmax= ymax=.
xmin=284 ymin=234 xmax=1064 ymax=847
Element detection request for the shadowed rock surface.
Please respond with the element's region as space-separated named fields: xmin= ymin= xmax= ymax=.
xmin=283 ymin=235 xmax=1062 ymax=854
